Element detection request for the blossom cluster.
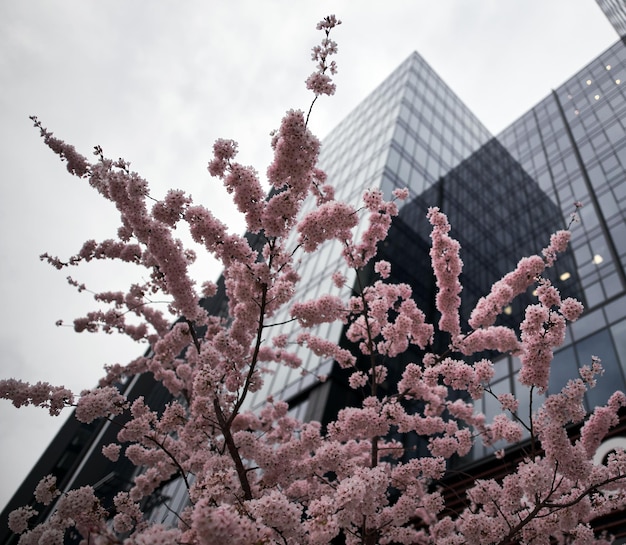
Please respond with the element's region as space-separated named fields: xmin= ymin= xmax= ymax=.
xmin=343 ymin=189 xmax=401 ymax=269
xmin=0 ymin=378 xmax=73 ymax=416
xmin=427 ymin=207 xmax=463 ymax=337
xmin=517 ymin=279 xmax=585 ymax=393
xmin=306 ymin=15 xmax=341 ymax=96
xmin=346 ymin=281 xmax=433 ymax=358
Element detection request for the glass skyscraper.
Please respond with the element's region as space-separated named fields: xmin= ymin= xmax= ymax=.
xmin=3 ymin=24 xmax=626 ymax=545
xmin=243 ymin=50 xmax=498 ymax=419
xmin=245 ymin=40 xmax=626 ymax=445
xmin=483 ymin=39 xmax=626 ymax=441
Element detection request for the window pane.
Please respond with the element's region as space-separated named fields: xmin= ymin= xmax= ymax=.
xmin=611 ymin=319 xmax=626 ymax=379
xmin=549 ymin=346 xmax=578 ymax=395
xmin=575 ymin=329 xmax=624 ymax=409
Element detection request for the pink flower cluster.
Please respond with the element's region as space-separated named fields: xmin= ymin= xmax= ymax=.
xmin=34 ymin=475 xmax=60 ymax=506
xmin=298 ymin=332 xmax=356 ymax=368
xmin=427 ymin=207 xmax=463 ymax=337
xmin=112 ymin=491 xmax=143 ymax=534
xmin=30 ymin=116 xmax=90 ymax=177
xmin=580 ymin=390 xmax=626 ymax=457
xmin=518 ymin=280 xmax=583 ymax=393
xmin=297 ymin=201 xmax=358 ymax=252
xmin=542 ymin=229 xmax=571 ymax=266
xmin=305 ymin=73 xmax=336 ymax=96
xmin=262 ymin=110 xmax=325 ymax=239
xmin=102 ymin=442 xmax=121 ymax=462
xmin=374 ymin=260 xmax=391 ymax=279
xmin=151 ymin=188 xmax=192 ymax=227
xmin=75 ymin=385 xmax=128 ymax=423
xmin=306 ymin=16 xmax=341 ymax=97
xmin=346 ymin=281 xmax=433 ymax=357
xmin=207 ymin=139 xmax=265 ymax=234
xmin=207 ymin=138 xmax=238 ymax=177
xmin=343 ymin=189 xmax=399 ymax=269
xmin=10 ymin=485 xmax=110 ymax=545
xmin=8 ymin=506 xmax=37 ymax=535
xmin=291 ymin=294 xmax=347 ymax=327
xmin=0 ymin=378 xmax=73 ymax=416
xmin=41 ymin=238 xmax=143 ymax=269
xmin=469 ymin=255 xmax=545 ymax=329
xmin=454 ymin=325 xmax=520 ymax=355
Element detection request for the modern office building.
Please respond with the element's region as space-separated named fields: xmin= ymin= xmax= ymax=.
xmin=3 ymin=14 xmax=626 ymax=545
xmin=246 ymin=39 xmax=626 ymax=442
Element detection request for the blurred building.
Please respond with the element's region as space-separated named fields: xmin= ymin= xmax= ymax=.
xmin=3 ymin=15 xmax=626 ymax=545
xmin=596 ymin=0 xmax=626 ymax=37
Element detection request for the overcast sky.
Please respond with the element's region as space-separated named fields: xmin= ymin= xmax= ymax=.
xmin=0 ymin=1 xmax=616 ymax=513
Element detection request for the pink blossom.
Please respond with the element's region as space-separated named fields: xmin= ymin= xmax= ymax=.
xmin=490 ymin=413 xmax=523 ymax=443
xmin=207 ymin=138 xmax=238 ymax=177
xmin=34 ymin=475 xmax=60 ymax=506
xmin=298 ymin=332 xmax=355 ymax=368
xmin=75 ymin=386 xmax=127 ymax=423
xmin=454 ymin=326 xmax=519 ymax=355
xmin=497 ymin=392 xmax=519 ymax=412
xmin=536 ymin=279 xmax=561 ymax=308
xmin=331 ymin=270 xmax=346 ymax=287
xmin=343 ymin=190 xmax=399 ymax=269
xmin=306 ymin=72 xmax=336 ymax=95
xmin=31 ymin=117 xmax=90 ymax=177
xmin=470 ymin=254 xmax=545 ymax=329
xmin=8 ymin=506 xmax=37 ymax=534
xmin=427 ymin=207 xmax=463 ymax=337
xmin=54 ymin=486 xmax=105 ymax=528
xmin=560 ymin=297 xmax=584 ymax=321
xmin=297 ymin=201 xmax=358 ymax=252
xmin=316 ymin=14 xmax=341 ymax=30
xmin=392 ymin=187 xmax=409 ymax=200
xmin=151 ymin=188 xmax=191 ymax=227
xmin=0 ymin=378 xmax=73 ymax=416
xmin=305 ymin=16 xmax=341 ymax=98
xmin=542 ymin=229 xmax=571 ymax=266
xmin=374 ymin=260 xmax=391 ymax=279
xmin=102 ymin=443 xmax=121 ymax=462
xmin=348 ymin=371 xmax=368 ymax=389
xmin=272 ymin=334 xmax=289 ymax=349
xmin=192 ymin=502 xmax=270 ymax=545
xmin=292 ymin=294 xmax=347 ymax=327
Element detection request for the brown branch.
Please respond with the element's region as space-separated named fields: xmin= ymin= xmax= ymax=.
xmin=262 ymin=317 xmax=297 ymax=329
xmin=184 ymin=318 xmax=201 ymax=354
xmin=354 ymin=268 xmax=380 ymax=469
xmin=227 ymin=282 xmax=269 ymax=428
xmin=144 ymin=433 xmax=192 ymax=494
xmin=305 ymin=95 xmax=319 ymax=127
xmin=498 ymin=471 xmax=626 ymax=544
xmin=483 ymin=386 xmax=533 ymax=435
xmin=213 ymin=397 xmax=253 ymax=501
xmin=542 ymin=473 xmax=626 ymax=510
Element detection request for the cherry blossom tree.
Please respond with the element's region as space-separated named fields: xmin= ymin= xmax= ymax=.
xmin=2 ymin=15 xmax=626 ymax=545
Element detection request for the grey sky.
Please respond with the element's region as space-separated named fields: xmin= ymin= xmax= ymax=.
xmin=0 ymin=0 xmax=616 ymax=513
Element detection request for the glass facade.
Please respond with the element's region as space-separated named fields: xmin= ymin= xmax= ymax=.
xmin=245 ymin=51 xmax=493 ymax=416
xmin=246 ymin=40 xmax=626 ymax=465
xmin=472 ymin=38 xmax=626 ymax=459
